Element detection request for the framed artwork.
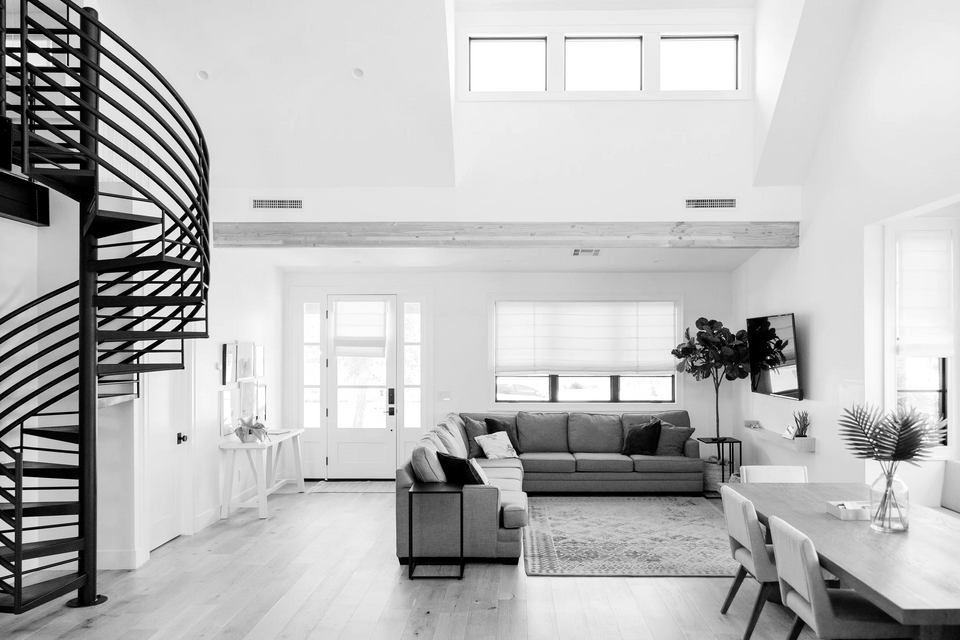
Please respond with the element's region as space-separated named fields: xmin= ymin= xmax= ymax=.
xmin=256 ymin=383 xmax=267 ymax=421
xmin=782 ymin=422 xmax=798 ymax=440
xmin=237 ymin=342 xmax=254 ymax=380
xmin=221 ymin=343 xmax=237 ymax=386
xmin=220 ymin=388 xmax=239 ymax=436
xmin=240 ymin=380 xmax=256 ymax=420
xmin=254 ymin=344 xmax=265 ymax=379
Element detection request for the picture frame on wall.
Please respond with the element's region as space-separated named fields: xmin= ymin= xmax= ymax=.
xmin=254 ymin=344 xmax=265 ymax=379
xmin=221 ymin=343 xmax=237 ymax=386
xmin=256 ymin=383 xmax=267 ymax=421
xmin=240 ymin=380 xmax=256 ymax=420
xmin=237 ymin=342 xmax=254 ymax=380
xmin=220 ymin=388 xmax=239 ymax=436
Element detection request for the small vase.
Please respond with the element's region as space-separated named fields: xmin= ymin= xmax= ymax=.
xmin=869 ymin=466 xmax=909 ymax=533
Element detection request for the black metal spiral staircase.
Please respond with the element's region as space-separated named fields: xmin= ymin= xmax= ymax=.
xmin=0 ymin=0 xmax=209 ymax=613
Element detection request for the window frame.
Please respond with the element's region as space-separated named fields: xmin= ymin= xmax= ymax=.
xmin=563 ymin=35 xmax=643 ymax=92
xmin=659 ymin=34 xmax=739 ymax=91
xmin=468 ymin=36 xmax=548 ymax=93
xmin=495 ymin=373 xmax=676 ymax=404
xmin=488 ymin=293 xmax=684 ymax=410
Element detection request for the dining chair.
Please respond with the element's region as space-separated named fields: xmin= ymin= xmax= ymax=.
xmin=740 ymin=465 xmax=808 ymax=483
xmin=768 ymin=516 xmax=917 ymax=639
xmin=720 ymin=485 xmax=780 ymax=640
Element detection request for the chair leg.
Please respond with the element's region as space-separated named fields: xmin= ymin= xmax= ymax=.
xmin=743 ymin=581 xmax=776 ymax=640
xmin=721 ymin=565 xmax=748 ymax=614
xmin=786 ymin=615 xmax=805 ymax=640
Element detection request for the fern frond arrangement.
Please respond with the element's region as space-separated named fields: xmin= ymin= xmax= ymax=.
xmin=793 ymin=410 xmax=810 ymax=437
xmin=838 ymin=405 xmax=945 ymax=463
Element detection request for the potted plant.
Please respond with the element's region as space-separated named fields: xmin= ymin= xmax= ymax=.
xmin=793 ymin=410 xmax=810 ymax=437
xmin=838 ymin=405 xmax=945 ymax=533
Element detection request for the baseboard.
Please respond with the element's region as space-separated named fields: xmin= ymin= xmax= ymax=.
xmin=99 ymin=546 xmax=148 ymax=570
xmin=195 ymin=505 xmax=219 ymax=532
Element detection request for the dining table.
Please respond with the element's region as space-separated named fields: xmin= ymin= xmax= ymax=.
xmin=726 ymin=483 xmax=960 ymax=640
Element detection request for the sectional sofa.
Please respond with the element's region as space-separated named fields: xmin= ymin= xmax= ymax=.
xmin=396 ymin=410 xmax=703 ymax=564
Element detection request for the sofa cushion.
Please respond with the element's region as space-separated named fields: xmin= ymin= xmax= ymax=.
xmin=621 ymin=410 xmax=691 ymax=437
xmin=437 ymin=452 xmax=485 ymax=484
xmin=573 ymin=452 xmax=634 ymax=472
xmin=476 ymin=431 xmax=519 ymax=459
xmin=463 ymin=416 xmax=489 ymax=458
xmin=631 ymin=454 xmax=705 ymax=473
xmin=435 ymin=421 xmax=468 ymax=459
xmin=486 ymin=417 xmax=523 ymax=454
xmin=501 ymin=491 xmax=529 ymax=529
xmin=519 ymin=452 xmax=576 ymax=473
xmin=488 ymin=475 xmax=523 ymax=494
xmin=518 ymin=411 xmax=569 ymax=452
xmin=655 ymin=423 xmax=695 ymax=457
xmin=475 ymin=457 xmax=524 ymax=471
xmin=622 ymin=419 xmax=662 ymax=456
xmin=411 ymin=438 xmax=447 ymax=483
xmin=568 ymin=413 xmax=623 ymax=453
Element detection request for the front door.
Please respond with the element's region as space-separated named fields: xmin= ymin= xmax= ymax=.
xmin=326 ymin=295 xmax=398 ymax=478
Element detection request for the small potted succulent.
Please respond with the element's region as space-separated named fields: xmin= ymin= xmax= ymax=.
xmin=793 ymin=411 xmax=810 ymax=437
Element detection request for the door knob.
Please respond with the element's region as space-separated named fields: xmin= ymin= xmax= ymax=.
xmin=177 ymin=432 xmax=188 ymax=445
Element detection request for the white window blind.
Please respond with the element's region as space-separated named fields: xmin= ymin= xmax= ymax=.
xmin=897 ymin=230 xmax=954 ymax=357
xmin=495 ymin=300 xmax=677 ymax=375
xmin=333 ymin=300 xmax=387 ymax=357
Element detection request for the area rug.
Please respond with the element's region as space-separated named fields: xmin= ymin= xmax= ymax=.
xmin=523 ymin=496 xmax=738 ymax=577
xmin=308 ymin=481 xmax=394 ymax=494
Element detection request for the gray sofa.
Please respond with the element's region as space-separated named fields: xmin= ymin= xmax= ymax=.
xmin=396 ymin=410 xmax=703 ymax=563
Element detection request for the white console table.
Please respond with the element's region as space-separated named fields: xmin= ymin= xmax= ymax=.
xmin=220 ymin=428 xmax=306 ymax=519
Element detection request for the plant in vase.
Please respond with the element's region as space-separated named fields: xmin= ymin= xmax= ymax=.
xmin=793 ymin=410 xmax=810 ymax=437
xmin=839 ymin=405 xmax=945 ymax=533
xmin=234 ymin=414 xmax=269 ymax=443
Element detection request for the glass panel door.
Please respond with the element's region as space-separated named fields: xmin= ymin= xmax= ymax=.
xmin=327 ymin=295 xmax=398 ymax=478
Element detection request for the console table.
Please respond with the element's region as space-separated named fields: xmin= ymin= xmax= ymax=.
xmin=408 ymin=482 xmax=465 ymax=580
xmin=220 ymin=429 xmax=306 ymax=519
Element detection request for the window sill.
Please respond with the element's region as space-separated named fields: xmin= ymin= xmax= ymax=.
xmin=460 ymin=89 xmax=748 ymax=102
xmin=489 ymin=401 xmax=680 ymax=413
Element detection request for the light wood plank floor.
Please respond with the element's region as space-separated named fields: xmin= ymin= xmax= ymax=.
xmin=0 ymin=488 xmax=817 ymax=640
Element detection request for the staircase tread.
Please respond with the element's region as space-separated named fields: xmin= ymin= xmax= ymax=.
xmin=98 ymin=363 xmax=185 ymax=375
xmin=95 ymin=295 xmax=205 ymax=306
xmin=92 ymin=256 xmax=201 ymax=273
xmin=0 ymin=501 xmax=80 ymax=515
xmin=97 ymin=330 xmax=207 ymax=340
xmin=0 ymin=538 xmax=83 ymax=561
xmin=0 ymin=573 xmax=85 ymax=614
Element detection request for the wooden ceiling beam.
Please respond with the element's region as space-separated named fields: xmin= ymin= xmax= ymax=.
xmin=212 ymin=221 xmax=799 ymax=249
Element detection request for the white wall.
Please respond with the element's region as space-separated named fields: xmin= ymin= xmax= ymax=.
xmin=733 ymin=0 xmax=960 ymax=499
xmin=285 ymin=269 xmax=742 ymax=452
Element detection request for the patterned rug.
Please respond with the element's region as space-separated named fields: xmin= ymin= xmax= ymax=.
xmin=308 ymin=481 xmax=394 ymax=494
xmin=523 ymin=496 xmax=739 ymax=577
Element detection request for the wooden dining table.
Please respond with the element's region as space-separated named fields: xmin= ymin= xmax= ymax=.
xmin=726 ymin=483 xmax=960 ymax=640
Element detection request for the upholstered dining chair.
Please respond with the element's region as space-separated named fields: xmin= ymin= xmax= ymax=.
xmin=740 ymin=465 xmax=808 ymax=483
xmin=720 ymin=485 xmax=780 ymax=640
xmin=768 ymin=516 xmax=917 ymax=640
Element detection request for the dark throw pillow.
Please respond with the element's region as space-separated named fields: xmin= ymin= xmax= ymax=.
xmin=463 ymin=416 xmax=489 ymax=458
xmin=485 ymin=417 xmax=523 ymax=455
xmin=622 ymin=419 xmax=662 ymax=456
xmin=655 ymin=421 xmax=696 ymax=457
xmin=436 ymin=452 xmax=485 ymax=485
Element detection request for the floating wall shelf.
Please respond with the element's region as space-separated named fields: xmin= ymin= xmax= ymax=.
xmin=744 ymin=427 xmax=817 ymax=452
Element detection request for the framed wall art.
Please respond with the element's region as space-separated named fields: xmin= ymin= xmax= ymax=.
xmin=221 ymin=343 xmax=237 ymax=386
xmin=237 ymin=342 xmax=254 ymax=380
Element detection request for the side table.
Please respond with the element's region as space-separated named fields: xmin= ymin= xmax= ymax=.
xmin=697 ymin=436 xmax=742 ymax=483
xmin=408 ymin=482 xmax=465 ymax=580
xmin=220 ymin=428 xmax=306 ymax=519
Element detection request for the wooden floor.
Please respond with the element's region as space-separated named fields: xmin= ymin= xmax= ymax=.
xmin=1 ymin=488 xmax=816 ymax=640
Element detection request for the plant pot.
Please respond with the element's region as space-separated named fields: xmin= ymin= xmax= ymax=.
xmin=236 ymin=427 xmax=266 ymax=444
xmin=870 ymin=470 xmax=909 ymax=533
xmin=703 ymin=458 xmax=733 ymax=492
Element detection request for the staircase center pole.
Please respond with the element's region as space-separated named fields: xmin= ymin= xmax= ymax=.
xmin=71 ymin=5 xmax=106 ymax=608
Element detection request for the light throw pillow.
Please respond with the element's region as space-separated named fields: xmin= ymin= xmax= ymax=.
xmin=469 ymin=458 xmax=491 ymax=485
xmin=655 ymin=421 xmax=695 ymax=457
xmin=622 ymin=418 xmax=662 ymax=456
xmin=485 ymin=417 xmax=522 ymax=454
xmin=434 ymin=423 xmax=467 ymax=459
xmin=436 ymin=452 xmax=485 ymax=484
xmin=463 ymin=416 xmax=489 ymax=458
xmin=474 ymin=431 xmax=519 ymax=459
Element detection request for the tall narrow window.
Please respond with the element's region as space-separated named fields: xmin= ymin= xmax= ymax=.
xmin=565 ymin=37 xmax=642 ymax=91
xmin=303 ymin=303 xmax=324 ymax=429
xmin=403 ymin=302 xmax=422 ymax=429
xmin=660 ymin=36 xmax=738 ymax=90
xmin=469 ymin=38 xmax=547 ymax=92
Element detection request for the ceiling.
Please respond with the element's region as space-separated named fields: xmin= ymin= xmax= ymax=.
xmin=219 ymin=246 xmax=762 ymax=273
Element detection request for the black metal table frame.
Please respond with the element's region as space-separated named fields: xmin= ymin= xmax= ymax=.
xmin=697 ymin=437 xmax=743 ymax=484
xmin=408 ymin=482 xmax=465 ymax=580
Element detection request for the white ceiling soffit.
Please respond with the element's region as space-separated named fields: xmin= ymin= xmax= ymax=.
xmin=456 ymin=0 xmax=756 ymax=11
xmin=99 ymin=0 xmax=456 ymax=190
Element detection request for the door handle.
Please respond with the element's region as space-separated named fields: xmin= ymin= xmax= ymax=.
xmin=177 ymin=432 xmax=188 ymax=445
xmin=383 ymin=408 xmax=395 ymax=416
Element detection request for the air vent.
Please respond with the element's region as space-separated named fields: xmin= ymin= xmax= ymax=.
xmin=251 ymin=198 xmax=303 ymax=210
xmin=572 ymin=249 xmax=601 ymax=257
xmin=685 ymin=198 xmax=736 ymax=209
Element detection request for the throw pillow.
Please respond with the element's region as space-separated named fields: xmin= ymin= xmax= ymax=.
xmin=463 ymin=416 xmax=489 ymax=458
xmin=622 ymin=418 xmax=662 ymax=456
xmin=474 ymin=431 xmax=519 ymax=459
xmin=469 ymin=458 xmax=491 ymax=485
xmin=485 ymin=417 xmax=522 ymax=454
xmin=436 ymin=452 xmax=485 ymax=484
xmin=655 ymin=421 xmax=695 ymax=457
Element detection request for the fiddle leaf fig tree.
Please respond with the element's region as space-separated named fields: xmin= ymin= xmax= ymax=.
xmin=671 ymin=318 xmax=751 ymax=441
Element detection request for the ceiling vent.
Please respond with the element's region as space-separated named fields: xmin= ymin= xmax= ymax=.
xmin=572 ymin=249 xmax=601 ymax=257
xmin=685 ymin=198 xmax=736 ymax=209
xmin=251 ymin=198 xmax=303 ymax=210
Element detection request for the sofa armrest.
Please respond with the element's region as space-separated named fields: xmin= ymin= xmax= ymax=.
xmin=683 ymin=438 xmax=700 ymax=459
xmin=396 ymin=481 xmax=502 ymax=558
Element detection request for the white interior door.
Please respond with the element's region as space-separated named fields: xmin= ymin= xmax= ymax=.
xmin=326 ymin=295 xmax=398 ymax=478
xmin=144 ymin=366 xmax=186 ymax=550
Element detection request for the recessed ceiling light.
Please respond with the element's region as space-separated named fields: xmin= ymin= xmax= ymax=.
xmin=653 ymin=259 xmax=663 ymax=264
xmin=352 ymin=68 xmax=364 ymax=80
xmin=196 ymin=70 xmax=209 ymax=81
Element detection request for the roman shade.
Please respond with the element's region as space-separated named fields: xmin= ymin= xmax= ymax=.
xmin=495 ymin=300 xmax=677 ymax=375
xmin=896 ymin=231 xmax=954 ymax=357
xmin=333 ymin=299 xmax=387 ymax=357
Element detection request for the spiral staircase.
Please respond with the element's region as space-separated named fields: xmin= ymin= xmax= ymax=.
xmin=0 ymin=0 xmax=209 ymax=613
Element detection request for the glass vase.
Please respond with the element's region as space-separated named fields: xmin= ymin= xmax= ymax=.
xmin=870 ymin=466 xmax=909 ymax=533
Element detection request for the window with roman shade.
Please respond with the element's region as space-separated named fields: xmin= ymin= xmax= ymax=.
xmin=494 ymin=300 xmax=678 ymax=403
